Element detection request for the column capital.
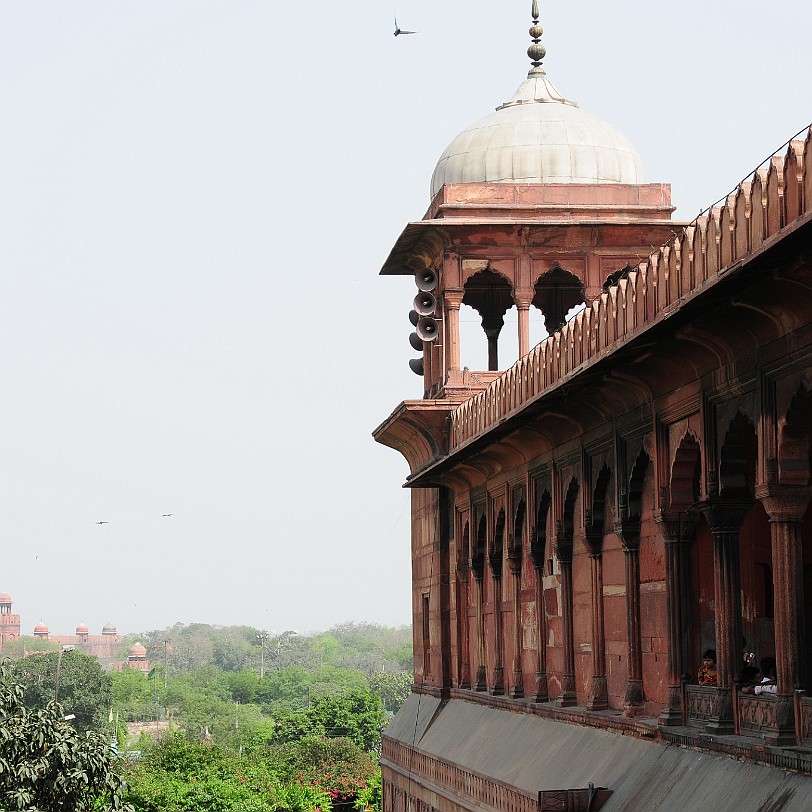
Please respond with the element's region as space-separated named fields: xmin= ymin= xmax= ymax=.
xmin=756 ymin=485 xmax=812 ymax=522
xmin=654 ymin=510 xmax=699 ymax=543
xmin=553 ymin=519 xmax=573 ymax=562
xmin=615 ymin=517 xmax=641 ymax=552
xmin=513 ymin=290 xmax=533 ymax=309
xmin=697 ymin=498 xmax=752 ymax=534
xmin=443 ymin=289 xmax=465 ymax=309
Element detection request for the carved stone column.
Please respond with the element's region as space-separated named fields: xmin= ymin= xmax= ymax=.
xmin=556 ymin=523 xmax=577 ymax=706
xmin=473 ymin=570 xmax=487 ymax=691
xmin=656 ymin=507 xmax=698 ymax=726
xmin=530 ymin=526 xmax=548 ymax=701
xmin=515 ymin=293 xmax=533 ymax=358
xmin=757 ymin=486 xmax=810 ymax=745
xmin=616 ymin=517 xmax=644 ymax=714
xmin=443 ymin=290 xmax=464 ymax=373
xmin=489 ymin=550 xmax=505 ymax=695
xmin=700 ymin=497 xmax=751 ymax=735
xmin=455 ymin=559 xmax=471 ymax=689
xmin=508 ymin=548 xmax=524 ymax=697
xmin=585 ymin=525 xmax=608 ymax=710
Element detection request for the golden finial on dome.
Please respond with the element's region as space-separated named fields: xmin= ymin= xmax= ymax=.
xmin=527 ymin=1 xmax=546 ymax=77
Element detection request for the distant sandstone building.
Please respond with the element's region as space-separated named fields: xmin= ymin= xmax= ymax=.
xmin=0 ymin=593 xmax=20 ymax=647
xmin=375 ymin=4 xmax=812 ymax=810
xmin=0 ymin=593 xmax=149 ymax=671
xmin=32 ymin=619 xmax=121 ymax=665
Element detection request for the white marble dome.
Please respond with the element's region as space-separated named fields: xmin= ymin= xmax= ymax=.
xmin=430 ymin=71 xmax=646 ymax=199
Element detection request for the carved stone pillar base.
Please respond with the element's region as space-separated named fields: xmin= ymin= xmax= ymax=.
xmin=510 ymin=668 xmax=524 ymax=698
xmin=622 ymin=679 xmax=644 ymax=716
xmin=558 ymin=674 xmax=577 ymax=707
xmin=532 ymin=671 xmax=549 ymax=702
xmin=705 ymin=688 xmax=734 ymax=735
xmin=587 ymin=675 xmax=608 ymax=711
xmin=658 ymin=685 xmax=684 ymax=726
xmin=474 ymin=665 xmax=487 ymax=692
xmin=490 ymin=667 xmax=504 ymax=695
xmin=763 ymin=695 xmax=798 ymax=747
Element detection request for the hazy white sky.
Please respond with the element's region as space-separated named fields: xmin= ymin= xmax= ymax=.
xmin=0 ymin=1 xmax=810 ymax=636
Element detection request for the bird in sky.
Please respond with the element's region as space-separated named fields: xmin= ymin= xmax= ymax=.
xmin=394 ymin=15 xmax=416 ymax=36
xmin=162 ymin=513 xmax=173 ymax=517
xmin=96 ymin=521 xmax=109 ymax=525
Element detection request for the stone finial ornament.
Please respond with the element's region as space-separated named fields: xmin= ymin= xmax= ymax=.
xmin=528 ymin=0 xmax=547 ymax=76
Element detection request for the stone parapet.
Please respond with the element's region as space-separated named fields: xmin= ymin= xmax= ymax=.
xmin=448 ymin=128 xmax=812 ymax=453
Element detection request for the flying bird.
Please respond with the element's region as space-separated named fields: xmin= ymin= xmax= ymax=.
xmin=96 ymin=521 xmax=109 ymax=525
xmin=162 ymin=513 xmax=173 ymax=517
xmin=394 ymin=15 xmax=416 ymax=36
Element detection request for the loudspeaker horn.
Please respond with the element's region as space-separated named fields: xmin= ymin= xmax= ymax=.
xmin=408 ymin=309 xmax=419 ymax=326
xmin=415 ymin=269 xmax=437 ymax=292
xmin=416 ymin=316 xmax=439 ymax=341
xmin=413 ymin=291 xmax=437 ymax=316
xmin=409 ymin=358 xmax=425 ymax=376
xmin=408 ymin=332 xmax=423 ymax=351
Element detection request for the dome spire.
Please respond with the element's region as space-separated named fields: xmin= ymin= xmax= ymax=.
xmin=527 ymin=1 xmax=547 ymax=77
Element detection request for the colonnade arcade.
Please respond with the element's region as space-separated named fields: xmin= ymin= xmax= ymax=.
xmin=432 ymin=384 xmax=812 ymax=746
xmin=455 ymin=264 xmax=587 ymax=372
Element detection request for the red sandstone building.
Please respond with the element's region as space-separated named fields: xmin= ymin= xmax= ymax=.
xmin=375 ymin=5 xmax=812 ymax=810
xmin=0 ymin=593 xmax=148 ymax=671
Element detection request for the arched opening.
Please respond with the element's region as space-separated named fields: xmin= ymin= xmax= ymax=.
xmin=719 ymin=412 xmax=757 ymax=501
xmin=461 ymin=268 xmax=514 ymax=371
xmin=509 ymin=500 xmax=526 ymax=567
xmin=780 ymin=386 xmax=812 ymax=689
xmin=531 ymin=489 xmax=552 ymax=573
xmin=803 ymin=504 xmax=812 ymax=689
xmin=533 ymin=267 xmax=586 ymax=335
xmin=669 ymin=433 xmax=702 ymax=683
xmin=779 ymin=385 xmax=812 ymax=487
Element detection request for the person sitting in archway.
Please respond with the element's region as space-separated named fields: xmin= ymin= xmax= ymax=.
xmin=742 ymin=657 xmax=777 ymax=695
xmin=739 ymin=665 xmax=760 ymax=691
xmin=698 ymin=650 xmax=718 ymax=686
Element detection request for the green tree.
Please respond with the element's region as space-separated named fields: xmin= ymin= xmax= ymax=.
xmin=111 ymin=668 xmax=153 ymax=721
xmin=10 ymin=650 xmax=113 ymax=733
xmin=308 ymin=689 xmax=385 ymax=752
xmin=272 ymin=736 xmax=378 ymax=804
xmin=0 ymin=664 xmax=131 ymax=811
xmin=368 ymin=671 xmax=412 ymax=713
xmin=1 ymin=635 xmax=58 ymax=658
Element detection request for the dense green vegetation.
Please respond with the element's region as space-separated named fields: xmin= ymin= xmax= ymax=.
xmin=0 ymin=664 xmax=131 ymax=811
xmin=1 ymin=622 xmax=411 ymax=811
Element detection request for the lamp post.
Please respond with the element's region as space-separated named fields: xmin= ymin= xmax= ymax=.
xmin=54 ymin=644 xmax=75 ymax=704
xmin=256 ymin=633 xmax=269 ymax=679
